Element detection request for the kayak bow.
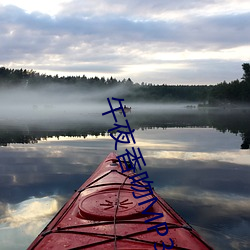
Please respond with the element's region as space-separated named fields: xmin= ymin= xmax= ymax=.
xmin=28 ymin=152 xmax=213 ymax=250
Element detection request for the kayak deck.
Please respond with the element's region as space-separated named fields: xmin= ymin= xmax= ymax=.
xmin=28 ymin=152 xmax=213 ymax=249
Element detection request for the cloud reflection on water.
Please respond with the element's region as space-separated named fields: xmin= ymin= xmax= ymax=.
xmin=151 ymin=150 xmax=250 ymax=166
xmin=0 ymin=196 xmax=59 ymax=228
xmin=0 ymin=196 xmax=62 ymax=250
xmin=0 ymin=127 xmax=250 ymax=249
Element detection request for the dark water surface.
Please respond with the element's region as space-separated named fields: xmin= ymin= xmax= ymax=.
xmin=0 ymin=106 xmax=250 ymax=249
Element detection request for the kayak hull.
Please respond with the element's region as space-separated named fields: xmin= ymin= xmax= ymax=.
xmin=28 ymin=152 xmax=213 ymax=250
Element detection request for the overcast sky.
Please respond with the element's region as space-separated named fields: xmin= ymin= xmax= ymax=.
xmin=0 ymin=0 xmax=250 ymax=85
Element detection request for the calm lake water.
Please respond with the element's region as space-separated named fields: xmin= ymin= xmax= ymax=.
xmin=0 ymin=104 xmax=250 ymax=249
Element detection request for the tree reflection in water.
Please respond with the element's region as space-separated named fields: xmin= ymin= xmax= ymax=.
xmin=0 ymin=109 xmax=250 ymax=149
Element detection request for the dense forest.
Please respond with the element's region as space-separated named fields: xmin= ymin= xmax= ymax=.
xmin=0 ymin=63 xmax=250 ymax=104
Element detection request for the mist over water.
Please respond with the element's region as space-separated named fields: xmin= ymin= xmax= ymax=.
xmin=0 ymin=85 xmax=104 ymax=121
xmin=0 ymin=83 xmax=250 ymax=149
xmin=0 ymin=84 xmax=198 ymax=125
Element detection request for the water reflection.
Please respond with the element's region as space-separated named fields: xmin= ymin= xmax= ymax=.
xmin=0 ymin=196 xmax=59 ymax=228
xmin=0 ymin=108 xmax=250 ymax=149
xmin=0 ymin=111 xmax=250 ymax=249
xmin=0 ymin=196 xmax=62 ymax=250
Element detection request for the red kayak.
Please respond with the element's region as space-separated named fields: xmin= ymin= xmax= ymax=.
xmin=28 ymin=152 xmax=213 ymax=249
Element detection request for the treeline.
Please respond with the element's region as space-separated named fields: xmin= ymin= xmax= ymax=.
xmin=208 ymin=63 xmax=250 ymax=104
xmin=0 ymin=63 xmax=249 ymax=104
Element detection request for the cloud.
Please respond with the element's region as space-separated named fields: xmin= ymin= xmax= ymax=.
xmin=58 ymin=0 xmax=247 ymax=19
xmin=0 ymin=1 xmax=250 ymax=84
xmin=3 ymin=4 xmax=249 ymax=48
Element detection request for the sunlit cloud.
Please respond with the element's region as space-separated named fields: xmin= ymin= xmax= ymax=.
xmin=152 ymin=46 xmax=250 ymax=62
xmin=0 ymin=0 xmax=66 ymax=16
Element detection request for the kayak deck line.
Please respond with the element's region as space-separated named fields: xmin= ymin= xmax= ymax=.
xmin=54 ymin=220 xmax=193 ymax=230
xmin=40 ymin=225 xmax=189 ymax=250
xmin=38 ymin=227 xmax=198 ymax=250
xmin=78 ymin=170 xmax=134 ymax=192
xmin=28 ymin=153 xmax=214 ymax=249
